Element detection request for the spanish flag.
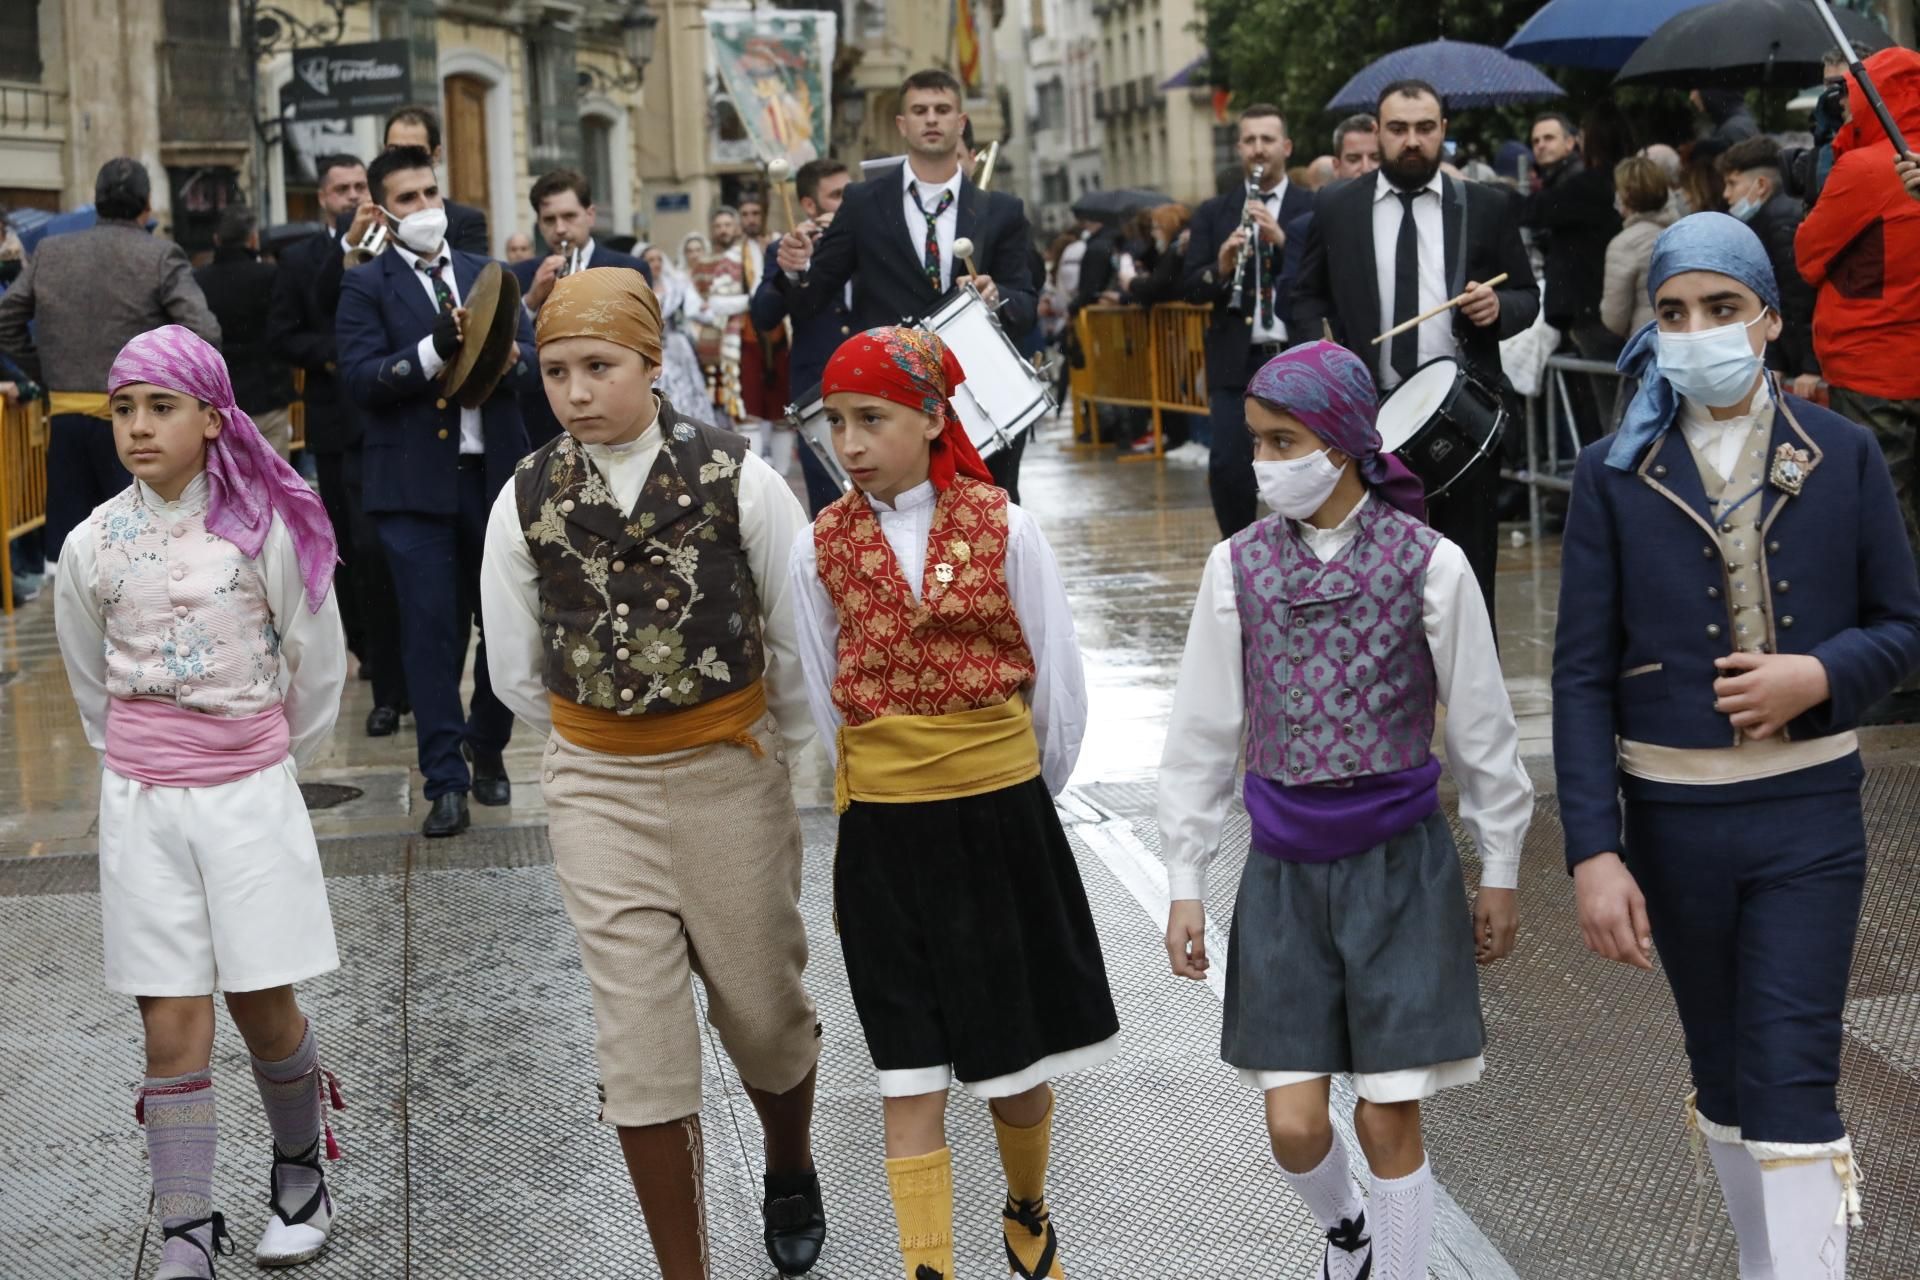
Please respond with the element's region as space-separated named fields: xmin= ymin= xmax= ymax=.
xmin=954 ymin=0 xmax=982 ymax=91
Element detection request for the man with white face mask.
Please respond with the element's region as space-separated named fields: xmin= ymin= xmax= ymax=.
xmin=1555 ymin=212 xmax=1920 ymax=1280
xmin=336 ymin=145 xmax=540 ymax=837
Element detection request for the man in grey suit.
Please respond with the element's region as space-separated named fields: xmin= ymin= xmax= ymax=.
xmin=0 ymin=157 xmax=221 ymax=562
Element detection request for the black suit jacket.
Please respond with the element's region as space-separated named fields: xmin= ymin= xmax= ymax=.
xmin=446 ymin=200 xmax=489 ymax=256
xmin=1292 ymin=172 xmax=1539 ymax=391
xmin=509 ymin=241 xmax=654 ymax=447
xmin=1181 ymin=179 xmax=1316 ymax=391
xmin=336 ymin=246 xmax=537 ymax=516
xmin=779 ymin=166 xmax=1037 ymax=337
xmin=195 ymin=247 xmax=295 ymax=416
xmin=268 ymin=231 xmax=361 ymax=453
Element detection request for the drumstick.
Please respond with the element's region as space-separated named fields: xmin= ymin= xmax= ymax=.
xmin=953 ymin=236 xmax=979 ymax=283
xmin=765 ymin=157 xmax=798 ymax=232
xmin=1370 ymin=273 xmax=1511 ymax=345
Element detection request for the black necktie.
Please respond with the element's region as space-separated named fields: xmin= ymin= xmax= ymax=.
xmin=417 ymin=259 xmax=454 ymax=314
xmin=1391 ymin=190 xmax=1421 ymax=381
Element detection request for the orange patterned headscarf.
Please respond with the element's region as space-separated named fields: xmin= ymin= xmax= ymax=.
xmin=820 ymin=326 xmax=995 ymax=491
xmin=535 ymin=267 xmax=662 ymax=365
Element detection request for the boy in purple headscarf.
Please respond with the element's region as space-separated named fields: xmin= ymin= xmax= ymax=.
xmin=52 ymin=325 xmax=349 ymax=1275
xmin=1156 ymin=341 xmax=1532 ymax=1280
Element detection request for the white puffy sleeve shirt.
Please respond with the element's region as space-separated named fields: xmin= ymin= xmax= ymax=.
xmin=786 ymin=481 xmax=1088 ymax=796
xmin=480 ymin=421 xmax=815 ymax=757
xmin=1156 ymin=495 xmax=1533 ymax=901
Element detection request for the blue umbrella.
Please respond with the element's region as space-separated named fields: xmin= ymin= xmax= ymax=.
xmin=15 ymin=204 xmax=96 ymax=254
xmin=1325 ymin=39 xmax=1566 ymax=115
xmin=1505 ymin=0 xmax=1722 ymax=71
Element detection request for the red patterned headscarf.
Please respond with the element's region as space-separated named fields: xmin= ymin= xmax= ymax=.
xmin=819 ymin=326 xmax=994 ymax=491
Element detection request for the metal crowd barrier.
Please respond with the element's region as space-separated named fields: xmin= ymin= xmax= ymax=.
xmin=1502 ymin=353 xmax=1626 ymax=547
xmin=0 ymin=396 xmax=49 ymax=614
xmin=1069 ymin=302 xmax=1210 ymax=460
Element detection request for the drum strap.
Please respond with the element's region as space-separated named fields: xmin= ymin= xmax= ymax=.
xmin=1445 ymin=176 xmax=1470 ymax=299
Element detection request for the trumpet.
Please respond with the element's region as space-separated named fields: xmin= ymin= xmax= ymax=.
xmin=555 ymin=235 xmax=585 ymax=278
xmin=1226 ymin=163 xmax=1265 ymax=323
xmin=344 ymin=219 xmax=389 ymax=267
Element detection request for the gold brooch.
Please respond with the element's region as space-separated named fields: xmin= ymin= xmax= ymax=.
xmin=945 ymin=537 xmax=972 ymax=565
xmin=1769 ymin=442 xmax=1811 ymax=496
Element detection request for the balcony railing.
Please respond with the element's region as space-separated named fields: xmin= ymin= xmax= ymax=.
xmin=0 ymin=84 xmax=65 ymax=135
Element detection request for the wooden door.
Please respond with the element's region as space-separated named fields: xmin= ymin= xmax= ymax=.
xmin=443 ymin=74 xmax=491 ymax=219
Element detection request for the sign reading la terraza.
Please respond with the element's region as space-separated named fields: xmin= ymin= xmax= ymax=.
xmin=284 ymin=40 xmax=414 ymax=121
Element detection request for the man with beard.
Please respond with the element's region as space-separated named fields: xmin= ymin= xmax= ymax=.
xmin=1181 ymin=103 xmax=1314 ymax=535
xmin=1293 ymin=79 xmax=1538 ymax=614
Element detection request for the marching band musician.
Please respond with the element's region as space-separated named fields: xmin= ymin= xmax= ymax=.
xmin=335 ymin=145 xmax=538 ymax=838
xmin=775 ymin=68 xmax=1039 ymax=499
xmin=512 ymin=168 xmax=653 ymax=447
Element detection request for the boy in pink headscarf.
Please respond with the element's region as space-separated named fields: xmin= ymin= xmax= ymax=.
xmin=52 ymin=325 xmax=349 ymax=1275
xmin=1157 ymin=342 xmax=1532 ymax=1280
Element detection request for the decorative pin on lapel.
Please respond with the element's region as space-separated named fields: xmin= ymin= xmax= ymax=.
xmin=1769 ymin=442 xmax=1811 ymax=496
xmin=933 ymin=562 xmax=956 ymax=585
xmin=945 ymin=537 xmax=972 ymax=565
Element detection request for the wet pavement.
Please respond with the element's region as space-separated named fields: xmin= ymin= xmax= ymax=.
xmin=2 ymin=420 xmax=1918 ymax=1277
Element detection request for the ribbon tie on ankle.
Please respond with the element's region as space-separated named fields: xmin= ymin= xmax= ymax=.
xmin=915 ymin=1267 xmax=946 ymax=1280
xmin=1327 ymin=1212 xmax=1370 ymax=1253
xmin=1004 ymin=1195 xmax=1050 ymax=1236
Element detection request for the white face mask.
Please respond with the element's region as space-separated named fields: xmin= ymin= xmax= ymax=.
xmin=383 ymin=204 xmax=448 ymax=255
xmin=1254 ymin=449 xmax=1346 ymax=520
xmin=1656 ymin=310 xmax=1768 ymax=408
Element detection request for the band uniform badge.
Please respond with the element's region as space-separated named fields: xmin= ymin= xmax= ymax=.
xmin=1769 ymin=442 xmax=1811 ymax=496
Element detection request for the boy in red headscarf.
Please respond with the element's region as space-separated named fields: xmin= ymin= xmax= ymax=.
xmin=788 ymin=326 xmax=1118 ymax=1280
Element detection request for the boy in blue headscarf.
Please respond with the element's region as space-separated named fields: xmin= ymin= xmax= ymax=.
xmin=1553 ymin=212 xmax=1920 ymax=1278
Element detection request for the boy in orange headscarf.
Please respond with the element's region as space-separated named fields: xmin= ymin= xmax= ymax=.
xmin=788 ymin=326 xmax=1118 ymax=1280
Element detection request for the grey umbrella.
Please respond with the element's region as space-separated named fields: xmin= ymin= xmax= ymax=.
xmin=1613 ymin=0 xmax=1890 ymax=87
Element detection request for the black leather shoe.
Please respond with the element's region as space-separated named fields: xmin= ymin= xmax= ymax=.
xmin=469 ymin=749 xmax=511 ymax=807
xmin=762 ymin=1169 xmax=827 ymax=1276
xmin=364 ymin=705 xmax=401 ymax=737
xmin=421 ymin=793 xmax=469 ymax=838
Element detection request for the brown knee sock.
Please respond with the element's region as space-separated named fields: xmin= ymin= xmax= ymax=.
xmin=743 ymin=1066 xmax=817 ymax=1176
xmin=617 ymin=1116 xmax=710 ymax=1280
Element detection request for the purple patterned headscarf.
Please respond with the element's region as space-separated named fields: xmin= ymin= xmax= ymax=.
xmin=1245 ymin=341 xmax=1426 ymax=520
xmin=108 ymin=325 xmax=337 ymax=613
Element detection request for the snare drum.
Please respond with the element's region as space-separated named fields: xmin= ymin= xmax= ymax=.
xmin=917 ymin=284 xmax=1055 ymax=457
xmin=1375 ymin=358 xmax=1506 ymax=500
xmin=785 ymin=394 xmax=852 ymax=494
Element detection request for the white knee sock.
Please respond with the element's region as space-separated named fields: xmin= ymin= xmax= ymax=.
xmin=1759 ymin=1157 xmax=1849 ymax=1280
xmin=1705 ymin=1135 xmax=1775 ymax=1279
xmin=1277 ymin=1139 xmax=1369 ymax=1280
xmin=1368 ymin=1158 xmax=1434 ymax=1280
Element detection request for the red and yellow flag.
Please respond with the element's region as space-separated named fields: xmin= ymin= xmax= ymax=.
xmin=954 ymin=0 xmax=982 ymax=91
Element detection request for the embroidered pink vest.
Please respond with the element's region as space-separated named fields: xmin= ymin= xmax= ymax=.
xmin=89 ymin=484 xmax=283 ymax=717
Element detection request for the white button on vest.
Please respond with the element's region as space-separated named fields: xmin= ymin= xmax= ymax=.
xmin=170 ymin=524 xmax=187 ymax=538
xmin=173 ymin=605 xmax=188 ymax=618
xmin=677 ymin=494 xmax=692 ymax=507
xmin=560 ymin=499 xmax=576 ymax=513
xmin=171 ymin=567 xmax=186 ymax=581
xmin=650 ymin=555 xmax=665 ymax=565
xmin=616 ymin=647 xmax=631 ymax=660
xmin=655 ymin=598 xmax=670 ymax=611
xmin=620 ymin=688 xmax=635 ymax=702
xmin=612 ymin=560 xmax=626 ymax=573
xmin=616 ymin=603 xmax=630 ymax=617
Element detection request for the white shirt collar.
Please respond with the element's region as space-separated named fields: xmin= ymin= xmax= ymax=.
xmin=1254 ymin=176 xmax=1289 ymax=204
xmin=1374 ymin=168 xmax=1446 ymax=204
xmin=391 ymin=237 xmax=449 ymax=272
xmin=902 ymin=161 xmax=964 ymax=203
xmin=868 ymin=479 xmax=938 ymax=513
xmin=138 ymin=471 xmax=210 ymax=512
xmin=1291 ymin=489 xmax=1370 ymax=540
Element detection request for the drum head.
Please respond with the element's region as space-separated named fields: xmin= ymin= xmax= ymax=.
xmin=1376 ymin=359 xmax=1460 ymax=454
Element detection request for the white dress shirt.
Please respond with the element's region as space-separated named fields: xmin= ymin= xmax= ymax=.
xmin=392 ymin=239 xmax=485 ymax=455
xmin=1372 ymin=171 xmax=1453 ymax=390
xmin=1679 ymin=393 xmax=1768 ymax=483
xmin=786 ymin=480 xmax=1088 ymax=795
xmin=479 ymin=410 xmax=815 ymax=757
xmin=1156 ymin=494 xmax=1533 ymax=899
xmin=901 ymin=162 xmax=965 ymax=292
xmin=1250 ymin=178 xmax=1290 ymax=347
xmin=54 ymin=474 xmax=348 ymax=771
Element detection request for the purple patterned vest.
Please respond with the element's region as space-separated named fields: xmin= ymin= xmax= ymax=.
xmin=1231 ymin=500 xmax=1440 ymax=786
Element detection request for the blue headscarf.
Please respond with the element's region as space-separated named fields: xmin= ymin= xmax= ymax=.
xmin=1607 ymin=212 xmax=1781 ymax=471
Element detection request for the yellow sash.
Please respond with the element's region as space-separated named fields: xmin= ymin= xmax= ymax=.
xmin=835 ymin=696 xmax=1041 ymax=814
xmin=548 ymin=680 xmax=767 ymax=758
xmin=49 ymin=392 xmax=112 ymax=420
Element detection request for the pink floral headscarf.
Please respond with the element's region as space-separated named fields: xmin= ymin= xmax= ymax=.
xmin=108 ymin=325 xmax=337 ymax=612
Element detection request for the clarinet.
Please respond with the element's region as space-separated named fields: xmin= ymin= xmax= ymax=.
xmin=1226 ymin=163 xmax=1265 ymax=325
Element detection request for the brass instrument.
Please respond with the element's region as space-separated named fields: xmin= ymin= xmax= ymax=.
xmin=973 ymin=139 xmax=1001 ymax=191
xmin=1226 ymin=164 xmax=1265 ymax=323
xmin=343 ymin=219 xmax=389 ymax=267
xmin=555 ymin=234 xmax=585 ymax=278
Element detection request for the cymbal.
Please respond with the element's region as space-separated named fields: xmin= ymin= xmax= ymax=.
xmin=442 ymin=261 xmax=524 ymax=409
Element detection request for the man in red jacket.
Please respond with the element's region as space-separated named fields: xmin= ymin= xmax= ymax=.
xmin=1797 ymin=47 xmax=1920 ymax=713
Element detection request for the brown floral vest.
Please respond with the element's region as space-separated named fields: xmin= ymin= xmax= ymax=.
xmin=512 ymin=398 xmax=763 ymax=714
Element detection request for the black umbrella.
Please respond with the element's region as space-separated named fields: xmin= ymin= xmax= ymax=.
xmin=1614 ymin=0 xmax=1890 ymax=87
xmin=1070 ymin=188 xmax=1172 ymax=223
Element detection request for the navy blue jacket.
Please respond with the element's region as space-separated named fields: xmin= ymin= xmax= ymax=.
xmin=336 ymin=247 xmax=537 ymax=516
xmin=1551 ymin=390 xmax=1920 ymax=867
xmin=1180 ymin=179 xmax=1316 ymax=391
xmin=509 ymin=242 xmax=651 ymax=446
xmin=750 ymin=239 xmax=855 ymax=401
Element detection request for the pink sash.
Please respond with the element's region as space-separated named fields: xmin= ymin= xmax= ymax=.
xmin=105 ymin=698 xmax=291 ymax=788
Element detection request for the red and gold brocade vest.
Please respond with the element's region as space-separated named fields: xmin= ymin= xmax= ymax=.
xmin=813 ymin=477 xmax=1037 ymax=726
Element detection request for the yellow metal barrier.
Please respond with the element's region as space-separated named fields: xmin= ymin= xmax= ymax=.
xmin=1068 ymin=301 xmax=1211 ymax=461
xmin=289 ymin=367 xmax=307 ymax=454
xmin=0 ymin=397 xmax=49 ymax=614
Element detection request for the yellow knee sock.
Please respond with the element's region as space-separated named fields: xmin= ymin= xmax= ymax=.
xmin=992 ymin=1098 xmax=1065 ymax=1278
xmin=885 ymin=1146 xmax=955 ymax=1280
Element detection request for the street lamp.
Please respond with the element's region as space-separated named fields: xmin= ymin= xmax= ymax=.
xmin=579 ymin=0 xmax=661 ymax=92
